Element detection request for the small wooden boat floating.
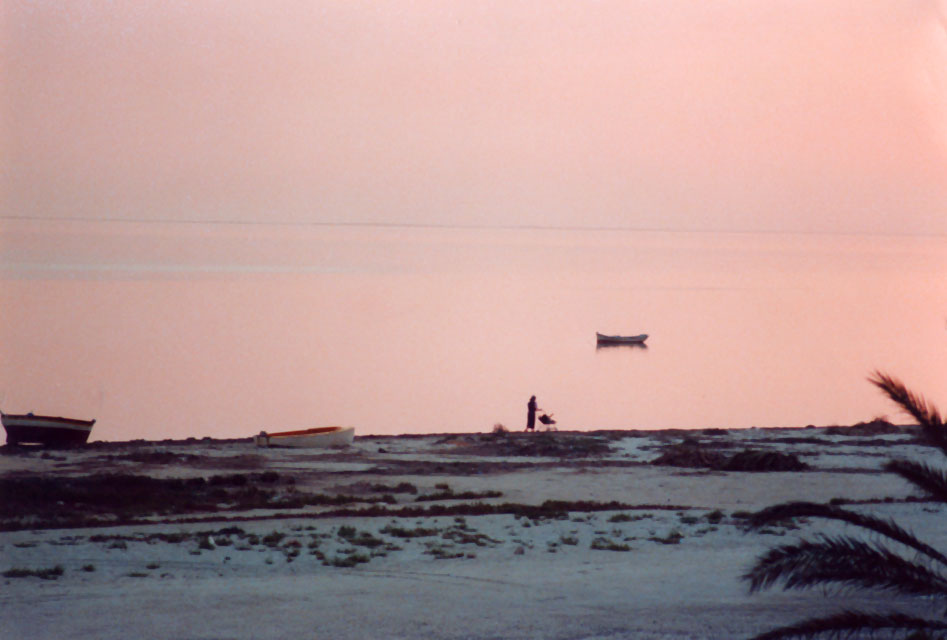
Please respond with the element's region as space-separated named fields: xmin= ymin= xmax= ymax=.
xmin=596 ymin=332 xmax=648 ymax=345
xmin=2 ymin=412 xmax=96 ymax=446
xmin=254 ymin=426 xmax=355 ymax=448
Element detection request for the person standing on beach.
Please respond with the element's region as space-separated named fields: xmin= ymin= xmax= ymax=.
xmin=526 ymin=395 xmax=540 ymax=431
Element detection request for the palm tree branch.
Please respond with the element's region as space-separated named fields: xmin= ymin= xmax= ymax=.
xmin=869 ymin=371 xmax=946 ymax=453
xmin=747 ymin=501 xmax=947 ymax=566
xmin=750 ymin=610 xmax=947 ymax=640
xmin=884 ymin=458 xmax=947 ymax=504
xmin=744 ymin=535 xmax=947 ymax=597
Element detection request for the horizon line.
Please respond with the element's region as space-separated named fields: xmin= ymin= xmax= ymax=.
xmin=2 ymin=215 xmax=945 ymax=240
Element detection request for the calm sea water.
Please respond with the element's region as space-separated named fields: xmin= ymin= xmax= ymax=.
xmin=2 ymin=221 xmax=945 ymax=440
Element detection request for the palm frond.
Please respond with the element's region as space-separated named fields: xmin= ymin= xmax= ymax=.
xmin=750 ymin=609 xmax=947 ymax=640
xmin=748 ymin=501 xmax=947 ymax=567
xmin=744 ymin=534 xmax=947 ymax=597
xmin=885 ymin=458 xmax=947 ymax=504
xmin=869 ymin=371 xmax=946 ymax=453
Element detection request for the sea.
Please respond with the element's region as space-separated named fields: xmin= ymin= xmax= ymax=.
xmin=2 ymin=219 xmax=945 ymax=441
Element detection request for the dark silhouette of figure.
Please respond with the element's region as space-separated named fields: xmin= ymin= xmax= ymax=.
xmin=526 ymin=395 xmax=539 ymax=431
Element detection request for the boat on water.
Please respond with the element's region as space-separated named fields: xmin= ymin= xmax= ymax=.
xmin=596 ymin=332 xmax=648 ymax=345
xmin=254 ymin=425 xmax=355 ymax=448
xmin=2 ymin=412 xmax=96 ymax=446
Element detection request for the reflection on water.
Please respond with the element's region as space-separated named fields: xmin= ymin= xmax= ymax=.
xmin=1 ymin=221 xmax=945 ymax=440
xmin=595 ymin=342 xmax=649 ymax=351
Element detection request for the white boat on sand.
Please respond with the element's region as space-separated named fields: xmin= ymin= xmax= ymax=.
xmin=254 ymin=426 xmax=354 ymax=448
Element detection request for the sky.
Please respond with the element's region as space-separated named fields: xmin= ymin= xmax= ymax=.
xmin=2 ymin=2 xmax=947 ymax=438
xmin=3 ymin=0 xmax=947 ymax=235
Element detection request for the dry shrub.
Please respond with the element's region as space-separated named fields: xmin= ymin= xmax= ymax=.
xmin=721 ymin=449 xmax=809 ymax=472
xmin=651 ymin=443 xmax=807 ymax=472
xmin=650 ymin=443 xmax=727 ymax=469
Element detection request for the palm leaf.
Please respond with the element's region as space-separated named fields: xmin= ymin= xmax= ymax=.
xmin=869 ymin=371 xmax=946 ymax=453
xmin=884 ymin=458 xmax=947 ymax=503
xmin=744 ymin=534 xmax=947 ymax=597
xmin=748 ymin=501 xmax=947 ymax=567
xmin=750 ymin=609 xmax=947 ymax=640
xmin=748 ymin=373 xmax=947 ymax=640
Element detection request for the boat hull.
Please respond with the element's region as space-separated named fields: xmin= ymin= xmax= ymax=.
xmin=596 ymin=332 xmax=648 ymax=345
xmin=2 ymin=413 xmax=96 ymax=446
xmin=255 ymin=426 xmax=354 ymax=448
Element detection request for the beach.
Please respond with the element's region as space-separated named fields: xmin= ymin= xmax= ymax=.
xmin=1 ymin=425 xmax=942 ymax=639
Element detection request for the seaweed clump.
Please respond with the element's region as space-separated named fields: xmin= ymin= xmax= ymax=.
xmin=651 ymin=441 xmax=808 ymax=472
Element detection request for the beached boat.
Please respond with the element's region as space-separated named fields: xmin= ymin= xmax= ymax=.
xmin=596 ymin=332 xmax=648 ymax=345
xmin=254 ymin=426 xmax=355 ymax=448
xmin=1 ymin=412 xmax=96 ymax=446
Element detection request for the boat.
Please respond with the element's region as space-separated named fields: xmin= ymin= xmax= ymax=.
xmin=254 ymin=426 xmax=355 ymax=448
xmin=596 ymin=332 xmax=648 ymax=345
xmin=2 ymin=412 xmax=96 ymax=446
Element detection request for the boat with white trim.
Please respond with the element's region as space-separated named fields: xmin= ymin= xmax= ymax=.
xmin=254 ymin=425 xmax=354 ymax=448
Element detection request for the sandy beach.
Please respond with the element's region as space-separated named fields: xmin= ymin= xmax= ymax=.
xmin=2 ymin=425 xmax=942 ymax=639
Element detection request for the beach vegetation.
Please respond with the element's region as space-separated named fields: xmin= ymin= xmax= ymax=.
xmin=0 ymin=471 xmax=405 ymax=531
xmin=337 ymin=525 xmax=357 ymax=539
xmin=745 ymin=372 xmax=947 ymax=640
xmin=50 ymin=535 xmax=84 ymax=546
xmin=261 ymin=531 xmax=285 ymax=547
xmin=3 ymin=565 xmax=64 ymax=580
xmin=327 ymin=551 xmax=370 ymax=568
xmin=591 ymin=537 xmax=631 ymax=551
xmin=424 ymin=542 xmax=466 ymax=560
xmin=388 ymin=482 xmax=419 ymax=494
xmin=148 ymin=532 xmax=189 ymax=544
xmin=379 ymin=524 xmax=439 ymax=538
xmin=442 ymin=527 xmax=501 ymax=547
xmin=652 ymin=443 xmax=808 ymax=472
xmin=648 ymin=531 xmax=683 ymax=545
xmin=339 ymin=528 xmax=387 ymax=549
xmin=415 ymin=486 xmax=503 ymax=502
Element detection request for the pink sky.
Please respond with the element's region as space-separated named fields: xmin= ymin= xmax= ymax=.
xmin=4 ymin=0 xmax=947 ymax=234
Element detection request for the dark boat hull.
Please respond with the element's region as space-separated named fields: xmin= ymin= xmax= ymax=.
xmin=596 ymin=332 xmax=648 ymax=344
xmin=2 ymin=413 xmax=95 ymax=446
